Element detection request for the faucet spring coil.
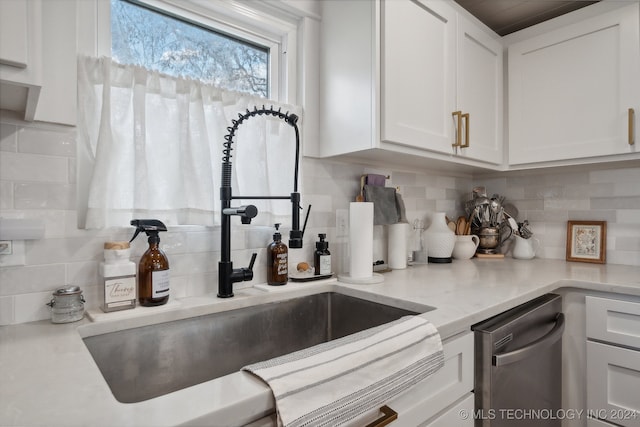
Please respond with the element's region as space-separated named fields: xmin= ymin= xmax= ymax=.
xmin=221 ymin=106 xmax=298 ymax=164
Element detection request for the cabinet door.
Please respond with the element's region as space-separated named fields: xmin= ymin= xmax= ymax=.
xmin=0 ymin=0 xmax=29 ymax=68
xmin=587 ymin=341 xmax=640 ymax=427
xmin=456 ymin=16 xmax=503 ymax=165
xmin=380 ymin=0 xmax=456 ymax=155
xmin=385 ymin=332 xmax=473 ymax=426
xmin=421 ymin=393 xmax=474 ymax=427
xmin=586 ymin=296 xmax=640 ymax=350
xmin=509 ymin=3 xmax=640 ymax=165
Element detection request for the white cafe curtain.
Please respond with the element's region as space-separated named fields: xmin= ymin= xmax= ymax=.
xmin=77 ymin=56 xmax=301 ymax=229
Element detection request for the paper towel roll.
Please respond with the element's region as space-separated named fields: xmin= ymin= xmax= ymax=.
xmin=349 ymin=202 xmax=374 ymax=279
xmin=388 ymin=223 xmax=409 ymax=269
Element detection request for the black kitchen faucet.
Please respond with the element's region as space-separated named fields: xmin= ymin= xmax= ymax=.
xmin=217 ymin=106 xmax=307 ymax=298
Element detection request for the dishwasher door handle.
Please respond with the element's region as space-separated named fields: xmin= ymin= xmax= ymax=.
xmin=493 ymin=313 xmax=565 ymax=367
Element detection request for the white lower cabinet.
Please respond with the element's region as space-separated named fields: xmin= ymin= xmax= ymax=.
xmin=244 ymin=331 xmax=474 ymax=427
xmin=384 ymin=331 xmax=474 ymax=426
xmin=586 ymin=296 xmax=640 ymax=427
xmin=421 ymin=393 xmax=474 ymax=427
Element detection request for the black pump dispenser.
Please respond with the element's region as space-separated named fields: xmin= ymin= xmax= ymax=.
xmin=267 ymin=223 xmax=288 ymax=286
xmin=130 ymin=219 xmax=170 ymax=306
xmin=273 ymin=223 xmax=282 ymax=241
xmin=314 ymin=233 xmax=331 ymax=275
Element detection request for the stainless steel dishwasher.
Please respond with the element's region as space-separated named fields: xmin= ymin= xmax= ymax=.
xmin=472 ymin=293 xmax=565 ymax=426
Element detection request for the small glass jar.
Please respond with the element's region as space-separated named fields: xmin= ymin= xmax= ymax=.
xmin=47 ymin=286 xmax=85 ymax=323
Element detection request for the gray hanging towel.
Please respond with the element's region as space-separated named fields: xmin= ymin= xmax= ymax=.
xmin=396 ymin=192 xmax=408 ymax=223
xmin=363 ymin=185 xmax=400 ymax=225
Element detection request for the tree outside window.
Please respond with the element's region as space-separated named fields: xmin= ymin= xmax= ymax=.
xmin=111 ymin=0 xmax=269 ymax=97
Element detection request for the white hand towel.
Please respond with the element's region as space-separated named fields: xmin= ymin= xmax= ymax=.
xmin=243 ymin=315 xmax=444 ymax=427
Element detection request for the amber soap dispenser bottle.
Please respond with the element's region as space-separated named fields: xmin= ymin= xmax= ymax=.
xmin=130 ymin=219 xmax=170 ymax=306
xmin=267 ymin=223 xmax=288 ymax=285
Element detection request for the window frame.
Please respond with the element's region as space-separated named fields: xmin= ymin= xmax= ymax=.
xmin=97 ymin=0 xmax=299 ymax=103
xmin=76 ymin=0 xmax=319 ymax=229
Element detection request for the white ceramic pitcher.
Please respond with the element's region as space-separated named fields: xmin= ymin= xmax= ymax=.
xmin=452 ymin=235 xmax=480 ymax=260
xmin=512 ymin=235 xmax=540 ymax=260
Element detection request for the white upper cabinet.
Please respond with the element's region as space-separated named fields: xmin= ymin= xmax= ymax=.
xmin=455 ymin=15 xmax=503 ymax=164
xmin=318 ymin=0 xmax=503 ymax=169
xmin=0 ymin=0 xmax=76 ymax=125
xmin=0 ymin=0 xmax=42 ymax=121
xmin=0 ymin=0 xmax=30 ymax=68
xmin=508 ymin=3 xmax=640 ymax=165
xmin=380 ymin=0 xmax=456 ymax=155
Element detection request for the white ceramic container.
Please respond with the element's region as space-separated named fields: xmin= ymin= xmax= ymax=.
xmin=453 ymin=235 xmax=480 ymax=260
xmin=425 ymin=212 xmax=456 ymax=262
xmin=512 ymin=235 xmax=540 ymax=260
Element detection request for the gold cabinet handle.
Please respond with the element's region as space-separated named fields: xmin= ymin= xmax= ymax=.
xmin=461 ymin=112 xmax=470 ymax=148
xmin=452 ymin=111 xmax=462 ymax=147
xmin=365 ymin=405 xmax=398 ymax=427
xmin=630 ymin=108 xmax=635 ymax=145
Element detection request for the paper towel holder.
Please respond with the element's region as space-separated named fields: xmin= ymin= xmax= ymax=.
xmin=0 ymin=218 xmax=46 ymax=241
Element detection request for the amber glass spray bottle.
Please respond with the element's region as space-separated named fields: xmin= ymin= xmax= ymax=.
xmin=130 ymin=219 xmax=170 ymax=306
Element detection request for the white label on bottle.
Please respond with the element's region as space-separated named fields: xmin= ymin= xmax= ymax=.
xmin=276 ymin=253 xmax=288 ymax=275
xmin=319 ymin=255 xmax=331 ymax=275
xmin=152 ymin=269 xmax=170 ymax=298
xmin=104 ymin=276 xmax=136 ymax=304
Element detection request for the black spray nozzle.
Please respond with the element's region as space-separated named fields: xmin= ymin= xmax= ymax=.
xmin=130 ymin=219 xmax=168 ymax=243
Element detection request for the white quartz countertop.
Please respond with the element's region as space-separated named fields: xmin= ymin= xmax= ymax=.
xmin=2 ymin=259 xmax=639 ymax=426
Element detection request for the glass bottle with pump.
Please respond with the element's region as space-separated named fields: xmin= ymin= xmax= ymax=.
xmin=267 ymin=223 xmax=288 ymax=285
xmin=314 ymin=233 xmax=331 ymax=275
xmin=130 ymin=219 xmax=170 ymax=306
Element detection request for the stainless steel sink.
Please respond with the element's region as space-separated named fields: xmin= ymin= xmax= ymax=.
xmin=83 ymin=292 xmax=427 ymax=403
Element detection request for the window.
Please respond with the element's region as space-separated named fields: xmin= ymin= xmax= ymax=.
xmin=110 ymin=0 xmax=270 ymax=97
xmin=76 ymin=0 xmax=310 ymax=228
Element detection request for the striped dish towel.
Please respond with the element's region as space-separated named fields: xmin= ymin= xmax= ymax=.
xmin=242 ymin=315 xmax=444 ymax=427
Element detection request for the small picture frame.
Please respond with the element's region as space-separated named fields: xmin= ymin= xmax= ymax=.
xmin=566 ymin=221 xmax=606 ymax=264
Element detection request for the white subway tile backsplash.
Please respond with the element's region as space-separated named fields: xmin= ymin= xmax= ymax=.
xmin=303 ymin=194 xmax=333 ymax=212
xmin=611 ymin=181 xmax=640 ymax=197
xmin=0 ymin=181 xmax=13 ymax=210
xmin=0 ymin=123 xmax=17 ymax=152
xmin=17 ymin=127 xmax=76 ymax=157
xmin=590 ymin=167 xmax=640 ymax=184
xmin=25 ymin=238 xmax=103 ymax=264
xmin=544 ymin=199 xmax=590 ymax=211
xmin=566 ymin=209 xmax=617 ymax=222
xmin=0 ymin=152 xmax=69 ymax=183
xmin=66 ymin=261 xmax=99 ymax=288
xmin=608 ymin=251 xmax=640 ymax=266
xmin=561 ymin=183 xmax=614 ymax=198
xmin=524 ymin=186 xmax=563 ymax=199
xmin=435 ymin=199 xmax=456 ymax=213
xmin=13 ymin=290 xmax=52 ymax=324
xmin=618 ymin=210 xmax=640 ymax=224
xmin=591 ymin=196 xmax=640 ymax=210
xmin=426 ymin=187 xmax=446 ymax=200
xmin=0 ymin=296 xmax=15 ymax=325
xmin=185 ymin=230 xmax=219 ymax=253
xmin=68 ymin=157 xmax=76 ymax=184
xmin=1 ymin=117 xmax=639 ymax=325
xmin=14 ymin=183 xmax=76 ymax=210
xmin=186 ymin=273 xmax=216 ymax=297
xmin=170 ymin=252 xmax=217 ymax=276
xmin=525 ymin=210 xmax=569 ymax=223
xmin=0 ymin=264 xmax=66 ymax=296
xmin=391 ymin=171 xmax=417 ymax=185
xmin=616 ymin=237 xmax=640 ymax=251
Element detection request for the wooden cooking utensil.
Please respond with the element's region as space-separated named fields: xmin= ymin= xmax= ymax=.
xmin=456 ymin=216 xmax=467 ymax=235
